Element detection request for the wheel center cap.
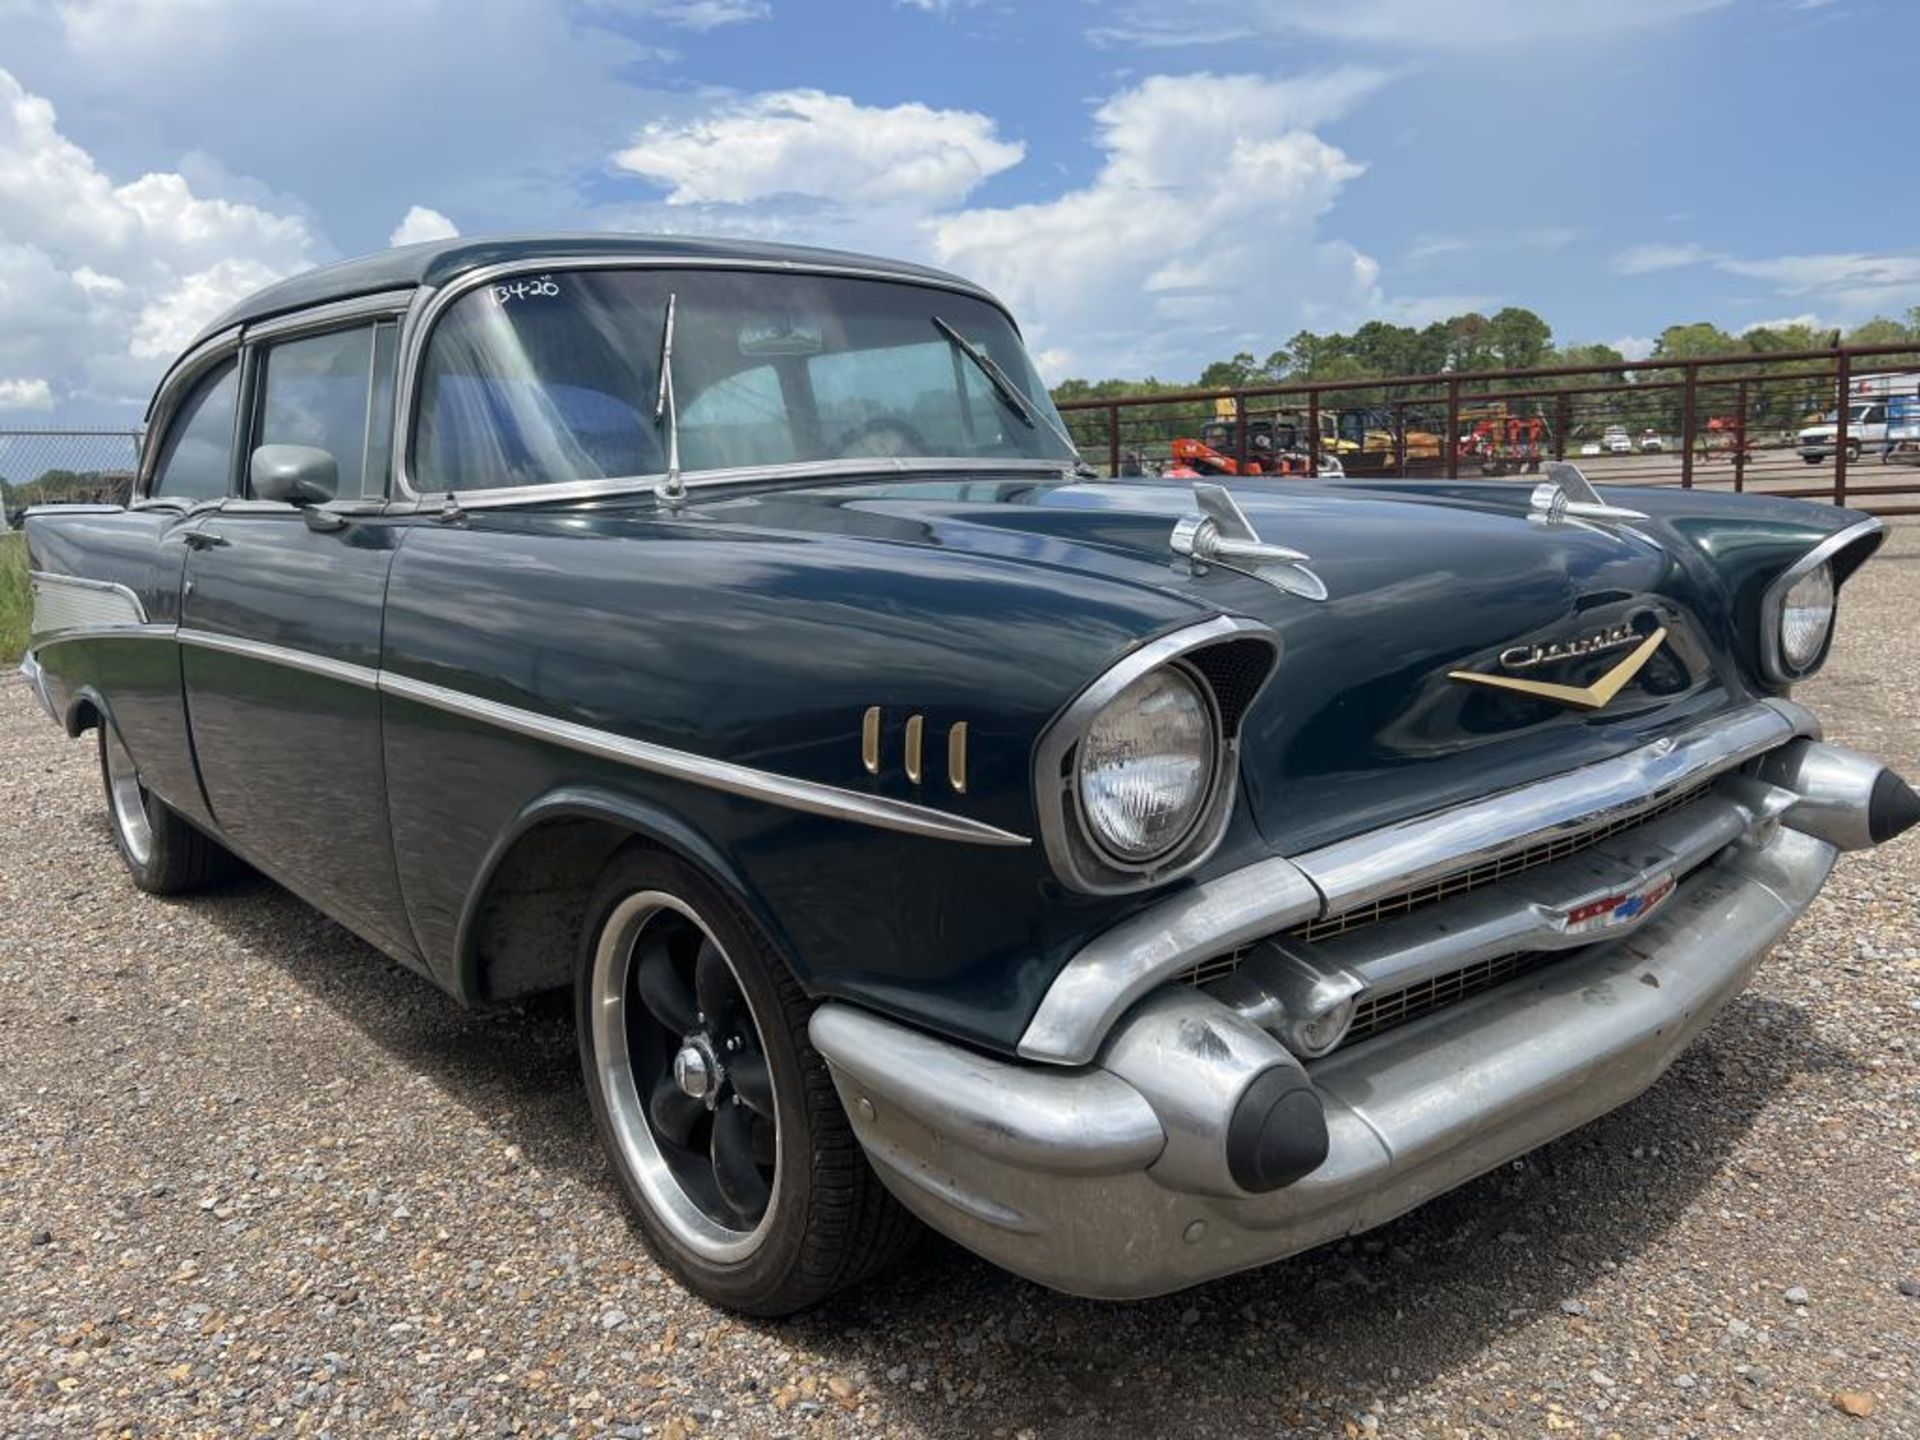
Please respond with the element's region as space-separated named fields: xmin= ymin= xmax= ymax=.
xmin=673 ymin=1037 xmax=721 ymax=1104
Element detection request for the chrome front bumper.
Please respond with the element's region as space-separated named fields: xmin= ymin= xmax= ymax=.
xmin=811 ymin=719 xmax=1912 ymax=1300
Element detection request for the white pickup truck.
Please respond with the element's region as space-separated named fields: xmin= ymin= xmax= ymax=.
xmin=1799 ymin=401 xmax=1889 ymax=464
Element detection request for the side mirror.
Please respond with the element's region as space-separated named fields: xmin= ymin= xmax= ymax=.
xmin=251 ymin=444 xmax=338 ymax=505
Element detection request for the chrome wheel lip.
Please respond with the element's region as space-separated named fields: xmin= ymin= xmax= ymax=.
xmin=591 ymin=890 xmax=780 ymax=1263
xmin=104 ymin=727 xmax=153 ymax=868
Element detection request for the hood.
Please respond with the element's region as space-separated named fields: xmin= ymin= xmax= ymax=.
xmin=698 ymin=475 xmax=1758 ymax=853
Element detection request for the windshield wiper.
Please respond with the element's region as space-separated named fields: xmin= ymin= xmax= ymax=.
xmin=933 ymin=315 xmax=1036 ymax=431
xmin=655 ymin=292 xmax=684 ymax=502
xmin=932 ymin=316 xmax=1092 ymax=473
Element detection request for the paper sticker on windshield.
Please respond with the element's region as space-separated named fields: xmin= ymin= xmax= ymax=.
xmin=739 ymin=312 xmax=823 ymax=357
xmin=492 ymin=275 xmax=561 ymax=305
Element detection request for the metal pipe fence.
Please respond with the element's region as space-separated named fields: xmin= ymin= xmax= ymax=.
xmin=0 ymin=428 xmax=142 ymax=526
xmin=1053 ymin=342 xmax=1920 ymax=516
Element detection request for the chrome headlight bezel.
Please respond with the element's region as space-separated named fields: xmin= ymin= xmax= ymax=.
xmin=1033 ymin=617 xmax=1280 ymax=896
xmin=1758 ymin=520 xmax=1882 ymax=685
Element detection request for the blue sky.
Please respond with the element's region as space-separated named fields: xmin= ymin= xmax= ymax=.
xmin=1 ymin=0 xmax=1916 ymax=423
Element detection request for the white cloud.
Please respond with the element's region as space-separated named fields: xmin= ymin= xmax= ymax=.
xmin=928 ymin=70 xmax=1391 ymax=376
xmin=1089 ymin=0 xmax=1727 ymax=48
xmin=1404 ymin=226 xmax=1577 ymax=267
xmin=1611 ymin=335 xmax=1657 ymax=361
xmin=1610 ymin=241 xmax=1719 ymax=275
xmin=608 ymin=0 xmax=770 ymax=27
xmin=615 ymin=90 xmax=1023 ymax=208
xmin=1741 ymin=312 xmax=1828 ymax=334
xmin=390 ymin=205 xmax=460 ymax=247
xmin=1612 ymin=238 xmax=1920 ymax=319
xmin=897 ymin=0 xmax=986 ymax=10
xmin=0 ymin=377 xmax=55 ymax=410
xmin=0 ymin=65 xmax=320 ymax=411
xmin=1718 ymin=251 xmax=1920 ymax=304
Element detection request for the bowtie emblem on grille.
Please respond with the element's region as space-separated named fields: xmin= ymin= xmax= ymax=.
xmin=1556 ymin=871 xmax=1676 ymax=936
xmin=1447 ymin=626 xmax=1668 ymax=711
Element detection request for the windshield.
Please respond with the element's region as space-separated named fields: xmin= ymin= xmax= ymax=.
xmin=413 ymin=268 xmax=1074 ymax=492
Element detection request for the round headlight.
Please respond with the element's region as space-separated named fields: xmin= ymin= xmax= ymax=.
xmin=1076 ymin=666 xmax=1217 ymax=864
xmin=1779 ymin=561 xmax=1835 ymax=674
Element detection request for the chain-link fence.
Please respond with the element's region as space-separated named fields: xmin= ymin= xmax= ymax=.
xmin=0 ymin=429 xmax=143 ymax=527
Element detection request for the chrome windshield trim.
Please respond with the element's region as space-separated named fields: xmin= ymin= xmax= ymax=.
xmin=176 ymin=628 xmax=382 ymax=689
xmin=1758 ymin=516 xmax=1884 ymax=684
xmin=412 ymin=456 xmax=1074 ymax=513
xmin=1017 ymin=699 xmax=1814 ymax=1066
xmin=1296 ymin=701 xmax=1810 ymax=917
xmin=378 ymin=670 xmax=1031 ymax=848
xmin=391 ymin=254 xmax=1053 ymax=504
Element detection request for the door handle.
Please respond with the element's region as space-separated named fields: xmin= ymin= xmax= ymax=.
xmin=182 ymin=529 xmax=230 ymax=551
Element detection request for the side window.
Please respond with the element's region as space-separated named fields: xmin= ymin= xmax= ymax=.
xmin=151 ymin=360 xmax=239 ymax=501
xmin=254 ymin=326 xmax=379 ymax=499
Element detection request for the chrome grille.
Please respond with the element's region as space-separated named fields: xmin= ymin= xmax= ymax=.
xmin=1178 ymin=778 xmax=1718 ymax=996
xmin=1342 ymin=952 xmax=1554 ymax=1047
xmin=1294 ymin=779 xmax=1713 ymax=943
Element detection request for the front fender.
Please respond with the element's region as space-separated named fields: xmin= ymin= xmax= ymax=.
xmin=450 ymin=783 xmax=795 ymax=1007
xmin=1623 ymin=488 xmax=1884 ymax=690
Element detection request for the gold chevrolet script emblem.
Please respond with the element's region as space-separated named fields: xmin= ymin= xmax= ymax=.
xmin=1449 ymin=627 xmax=1667 ymax=711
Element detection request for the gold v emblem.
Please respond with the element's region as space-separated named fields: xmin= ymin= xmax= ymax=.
xmin=1448 ymin=627 xmax=1668 ymax=711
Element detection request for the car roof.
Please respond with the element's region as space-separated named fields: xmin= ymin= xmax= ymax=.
xmin=189 ymin=232 xmax=999 ymax=347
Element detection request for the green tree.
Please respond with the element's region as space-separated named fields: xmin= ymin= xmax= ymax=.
xmin=1487 ymin=307 xmax=1553 ymax=370
xmin=1844 ymin=316 xmax=1915 ymax=347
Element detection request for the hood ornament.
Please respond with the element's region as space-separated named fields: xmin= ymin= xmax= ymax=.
xmin=1529 ymin=462 xmax=1648 ymax=526
xmin=1170 ymin=483 xmax=1328 ymax=601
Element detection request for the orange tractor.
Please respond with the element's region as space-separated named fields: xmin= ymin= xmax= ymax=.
xmin=1166 ymin=418 xmax=1318 ymax=478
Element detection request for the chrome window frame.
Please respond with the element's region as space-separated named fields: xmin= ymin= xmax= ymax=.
xmin=1031 ymin=615 xmax=1280 ymax=897
xmin=390 ymin=256 xmax=1071 ymax=508
xmin=1758 ymin=516 xmax=1883 ymax=685
xmin=242 ymin=289 xmax=414 ymax=504
xmin=137 ymin=329 xmax=242 ymax=502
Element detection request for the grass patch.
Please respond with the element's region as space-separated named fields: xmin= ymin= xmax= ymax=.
xmin=1 ymin=532 xmax=28 ymax=665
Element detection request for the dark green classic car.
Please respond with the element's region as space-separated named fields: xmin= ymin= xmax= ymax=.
xmin=22 ymin=235 xmax=1919 ymax=1314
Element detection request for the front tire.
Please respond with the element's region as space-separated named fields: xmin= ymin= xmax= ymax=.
xmin=98 ymin=724 xmax=228 ymax=894
xmin=576 ymin=845 xmax=916 ymax=1314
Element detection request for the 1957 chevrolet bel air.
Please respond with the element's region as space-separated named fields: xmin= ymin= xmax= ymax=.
xmin=22 ymin=235 xmax=1920 ymax=1314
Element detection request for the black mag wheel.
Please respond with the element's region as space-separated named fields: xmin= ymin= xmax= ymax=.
xmin=576 ymin=846 xmax=919 ymax=1314
xmin=589 ymin=889 xmax=781 ymax=1258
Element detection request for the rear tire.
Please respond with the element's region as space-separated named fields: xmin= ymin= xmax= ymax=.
xmin=575 ymin=844 xmax=917 ymax=1315
xmin=97 ymin=723 xmax=229 ymax=895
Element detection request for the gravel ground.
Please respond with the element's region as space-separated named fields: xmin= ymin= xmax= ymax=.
xmin=4 ymin=532 xmax=1918 ymax=1440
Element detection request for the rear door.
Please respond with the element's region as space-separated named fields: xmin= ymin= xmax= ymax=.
xmin=177 ymin=307 xmax=417 ymax=957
